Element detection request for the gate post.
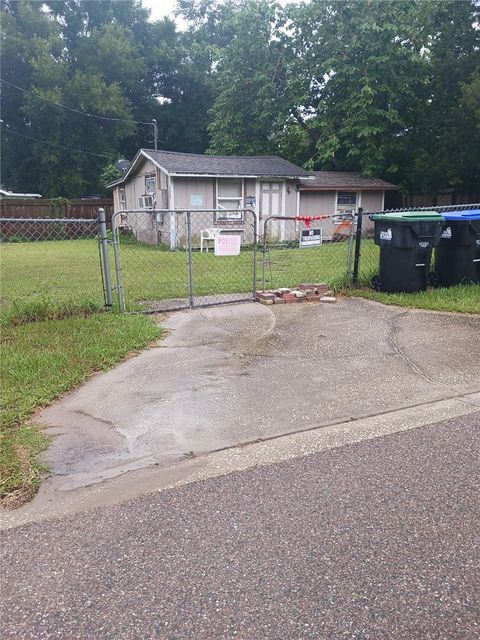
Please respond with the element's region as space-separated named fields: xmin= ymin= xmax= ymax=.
xmin=262 ymin=217 xmax=269 ymax=291
xmin=251 ymin=209 xmax=257 ymax=300
xmin=98 ymin=207 xmax=113 ymax=308
xmin=186 ymin=210 xmax=194 ymax=308
xmin=352 ymin=207 xmax=364 ymax=285
xmin=111 ymin=215 xmax=125 ymax=313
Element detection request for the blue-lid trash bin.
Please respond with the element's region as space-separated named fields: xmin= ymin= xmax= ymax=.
xmin=370 ymin=211 xmax=443 ymax=293
xmin=434 ymin=209 xmax=480 ymax=287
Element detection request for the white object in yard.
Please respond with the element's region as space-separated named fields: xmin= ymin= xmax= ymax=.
xmin=200 ymin=228 xmax=222 ymax=252
xmin=214 ymin=234 xmax=242 ymax=256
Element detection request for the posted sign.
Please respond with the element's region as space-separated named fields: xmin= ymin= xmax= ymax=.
xmin=214 ymin=234 xmax=242 ymax=256
xmin=300 ymin=228 xmax=322 ymax=247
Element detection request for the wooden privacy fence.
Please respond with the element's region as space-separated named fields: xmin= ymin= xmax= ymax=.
xmin=0 ymin=198 xmax=113 ymax=226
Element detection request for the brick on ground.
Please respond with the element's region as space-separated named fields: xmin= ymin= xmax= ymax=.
xmin=256 ymin=292 xmax=276 ymax=302
xmin=298 ymin=283 xmax=318 ymax=291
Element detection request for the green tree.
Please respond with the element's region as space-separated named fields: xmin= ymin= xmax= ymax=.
xmin=462 ymin=67 xmax=480 ymax=133
xmin=402 ymin=0 xmax=480 ymax=200
xmin=204 ymin=0 xmax=297 ymax=155
xmin=1 ymin=0 xmax=215 ymax=195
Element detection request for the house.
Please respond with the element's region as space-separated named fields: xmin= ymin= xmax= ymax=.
xmin=107 ymin=148 xmax=313 ymax=247
xmin=107 ymin=149 xmax=398 ymax=246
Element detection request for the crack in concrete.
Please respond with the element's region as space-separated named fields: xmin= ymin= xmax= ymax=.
xmin=387 ymin=311 xmax=462 ymax=397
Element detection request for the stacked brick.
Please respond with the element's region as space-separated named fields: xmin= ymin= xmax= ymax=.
xmin=256 ymin=283 xmax=337 ymax=305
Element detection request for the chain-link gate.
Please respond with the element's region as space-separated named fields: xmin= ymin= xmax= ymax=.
xmin=111 ymin=209 xmax=258 ymax=312
xmin=261 ymin=214 xmax=355 ymax=291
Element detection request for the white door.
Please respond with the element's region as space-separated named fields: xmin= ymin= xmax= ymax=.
xmin=260 ymin=182 xmax=282 ymax=220
xmin=260 ymin=182 xmax=284 ymax=241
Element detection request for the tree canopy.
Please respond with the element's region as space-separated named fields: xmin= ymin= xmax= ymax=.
xmin=1 ymin=0 xmax=479 ymax=200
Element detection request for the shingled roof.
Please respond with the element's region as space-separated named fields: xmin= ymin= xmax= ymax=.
xmin=298 ymin=171 xmax=398 ymax=191
xmin=141 ymin=149 xmax=312 ymax=177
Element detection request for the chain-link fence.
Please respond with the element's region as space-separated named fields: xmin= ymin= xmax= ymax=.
xmin=261 ymin=214 xmax=355 ymax=291
xmin=112 ymin=209 xmax=257 ymax=312
xmin=355 ymin=203 xmax=480 ymax=287
xmin=0 ymin=217 xmax=107 ymax=324
xmin=3 ymin=202 xmax=477 ymax=326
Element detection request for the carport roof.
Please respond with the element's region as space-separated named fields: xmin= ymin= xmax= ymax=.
xmin=298 ymin=172 xmax=399 ymax=191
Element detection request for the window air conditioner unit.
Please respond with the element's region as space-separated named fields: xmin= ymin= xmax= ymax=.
xmin=139 ymin=195 xmax=154 ymax=209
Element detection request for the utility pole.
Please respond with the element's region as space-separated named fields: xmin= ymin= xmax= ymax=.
xmin=152 ymin=119 xmax=158 ymax=150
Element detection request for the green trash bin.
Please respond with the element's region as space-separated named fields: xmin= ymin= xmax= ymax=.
xmin=370 ymin=211 xmax=443 ymax=293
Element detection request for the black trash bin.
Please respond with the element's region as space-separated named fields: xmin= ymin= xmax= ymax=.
xmin=370 ymin=211 xmax=443 ymax=293
xmin=434 ymin=210 xmax=480 ymax=286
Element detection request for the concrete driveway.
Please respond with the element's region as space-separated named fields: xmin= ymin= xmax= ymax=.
xmin=36 ymin=298 xmax=480 ymax=494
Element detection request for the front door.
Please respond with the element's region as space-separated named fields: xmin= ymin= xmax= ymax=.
xmin=260 ymin=182 xmax=282 ymax=221
xmin=260 ymin=181 xmax=284 ymax=241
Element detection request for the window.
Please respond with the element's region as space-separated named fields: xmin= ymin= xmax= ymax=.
xmin=139 ymin=195 xmax=154 ymax=209
xmin=216 ymin=178 xmax=243 ymax=220
xmin=336 ymin=191 xmax=357 ymax=215
xmin=145 ymin=174 xmax=156 ymax=194
xmin=337 ymin=192 xmax=356 ymax=205
xmin=119 ymin=188 xmax=126 ymax=210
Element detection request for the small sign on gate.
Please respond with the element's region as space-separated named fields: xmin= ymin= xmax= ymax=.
xmin=299 ymin=227 xmax=322 ymax=248
xmin=214 ymin=234 xmax=242 ymax=256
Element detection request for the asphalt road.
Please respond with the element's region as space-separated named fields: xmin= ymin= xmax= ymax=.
xmin=2 ymin=411 xmax=479 ymax=639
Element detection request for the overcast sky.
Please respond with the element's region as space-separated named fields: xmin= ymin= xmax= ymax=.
xmin=141 ymin=0 xmax=177 ymax=22
xmin=141 ymin=0 xmax=298 ymax=24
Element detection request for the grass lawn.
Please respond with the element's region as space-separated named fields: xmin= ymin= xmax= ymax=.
xmin=0 ymin=313 xmax=160 ymax=507
xmin=346 ymin=283 xmax=480 ymax=314
xmin=0 ymin=239 xmax=106 ymax=324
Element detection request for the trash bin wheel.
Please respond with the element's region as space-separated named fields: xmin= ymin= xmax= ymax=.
xmin=429 ymin=271 xmax=440 ymax=288
xmin=371 ymin=275 xmax=381 ymax=291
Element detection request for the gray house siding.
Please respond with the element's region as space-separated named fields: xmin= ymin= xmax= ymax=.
xmin=360 ymin=191 xmax=384 ymax=234
xmin=173 ymin=177 xmax=255 ymax=244
xmin=299 ymin=191 xmax=337 ymax=217
xmin=298 ymin=189 xmax=385 ymax=237
xmin=173 ymin=177 xmax=215 ymax=209
xmin=298 ymin=191 xmax=338 ymax=240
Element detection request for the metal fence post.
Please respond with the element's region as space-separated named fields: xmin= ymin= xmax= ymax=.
xmin=352 ymin=207 xmax=364 ymax=285
xmin=262 ymin=218 xmax=268 ymax=291
xmin=98 ymin=207 xmax=113 ymax=308
xmin=186 ymin=210 xmax=194 ymax=308
xmin=111 ymin=214 xmax=125 ymax=312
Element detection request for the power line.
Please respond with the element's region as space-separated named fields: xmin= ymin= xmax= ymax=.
xmin=1 ymin=126 xmax=113 ymax=158
xmin=0 ymin=79 xmax=152 ymax=126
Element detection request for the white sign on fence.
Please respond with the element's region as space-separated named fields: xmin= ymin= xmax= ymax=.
xmin=299 ymin=227 xmax=322 ymax=247
xmin=214 ymin=234 xmax=242 ymax=256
